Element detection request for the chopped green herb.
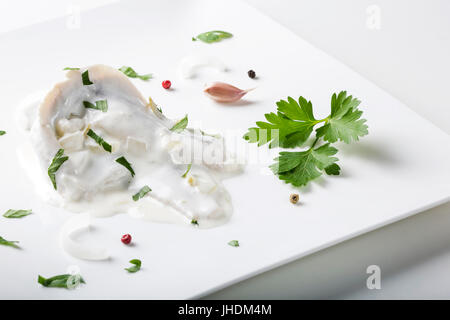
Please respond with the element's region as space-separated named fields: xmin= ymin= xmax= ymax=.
xmin=191 ymin=219 xmax=199 ymax=226
xmin=63 ymin=67 xmax=80 ymax=71
xmin=194 ymin=30 xmax=233 ymax=43
xmin=86 ymin=129 xmax=112 ymax=153
xmin=125 ymin=259 xmax=141 ymax=273
xmin=83 ymin=99 xmax=108 ymax=112
xmin=192 ymin=37 xmax=197 ymax=41
xmin=200 ymin=130 xmax=221 ymax=139
xmin=228 ymin=240 xmax=239 ymax=247
xmin=116 ymin=156 xmax=135 ymax=177
xmin=170 ymin=115 xmax=188 ymax=133
xmin=81 ymin=70 xmax=93 ymax=85
xmin=3 ymin=209 xmax=32 ymax=219
xmin=132 ymin=186 xmax=151 ymax=201
xmin=182 ymin=163 xmax=192 ymax=178
xmin=38 ymin=274 xmax=85 ymax=289
xmin=48 ymin=149 xmax=69 ymax=190
xmin=0 ymin=131 xmax=6 ymax=136
xmin=244 ymin=91 xmax=368 ymax=188
xmin=119 ymin=66 xmax=152 ymax=81
xmin=0 ymin=236 xmax=20 ymax=249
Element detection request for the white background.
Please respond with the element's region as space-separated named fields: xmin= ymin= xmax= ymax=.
xmin=1 ymin=0 xmax=449 ymax=299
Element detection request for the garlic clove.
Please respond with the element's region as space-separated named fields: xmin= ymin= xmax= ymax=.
xmin=204 ymin=82 xmax=254 ymax=103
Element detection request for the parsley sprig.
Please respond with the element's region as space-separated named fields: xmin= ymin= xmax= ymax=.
xmin=244 ymin=91 xmax=368 ymax=187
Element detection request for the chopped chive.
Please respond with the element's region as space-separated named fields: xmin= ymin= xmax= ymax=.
xmin=82 ymin=70 xmax=93 ymax=85
xmin=116 ymin=156 xmax=135 ymax=177
xmin=182 ymin=163 xmax=192 ymax=178
xmin=83 ymin=100 xmax=108 ymax=112
xmin=86 ymin=129 xmax=112 ymax=153
xmin=132 ymin=186 xmax=151 ymax=201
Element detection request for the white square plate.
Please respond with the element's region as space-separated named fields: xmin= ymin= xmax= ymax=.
xmin=0 ymin=0 xmax=448 ymax=299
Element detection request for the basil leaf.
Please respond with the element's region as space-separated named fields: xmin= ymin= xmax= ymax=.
xmin=86 ymin=129 xmax=112 ymax=152
xmin=195 ymin=30 xmax=233 ymax=43
xmin=48 ymin=149 xmax=69 ymax=190
xmin=0 ymin=131 xmax=6 ymax=136
xmin=182 ymin=163 xmax=192 ymax=178
xmin=82 ymin=70 xmax=93 ymax=85
xmin=119 ymin=66 xmax=152 ymax=81
xmin=228 ymin=240 xmax=239 ymax=247
xmin=3 ymin=209 xmax=32 ymax=218
xmin=0 ymin=236 xmax=20 ymax=249
xmin=125 ymin=259 xmax=142 ymax=273
xmin=63 ymin=67 xmax=80 ymax=71
xmin=38 ymin=274 xmax=85 ymax=289
xmin=170 ymin=115 xmax=188 ymax=133
xmin=116 ymin=156 xmax=135 ymax=177
xmin=132 ymin=186 xmax=151 ymax=201
xmin=83 ymin=100 xmax=108 ymax=112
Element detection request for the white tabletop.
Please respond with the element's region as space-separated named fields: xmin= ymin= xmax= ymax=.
xmin=1 ymin=0 xmax=449 ymax=299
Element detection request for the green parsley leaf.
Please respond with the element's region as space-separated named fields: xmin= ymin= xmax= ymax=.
xmin=48 ymin=149 xmax=69 ymax=190
xmin=81 ymin=70 xmax=93 ymax=85
xmin=86 ymin=129 xmax=112 ymax=152
xmin=0 ymin=236 xmax=20 ymax=249
xmin=191 ymin=219 xmax=199 ymax=226
xmin=38 ymin=274 xmax=85 ymax=289
xmin=0 ymin=131 xmax=6 ymax=136
xmin=243 ymin=96 xmax=320 ymax=148
xmin=315 ymin=91 xmax=368 ymax=143
xmin=118 ymin=66 xmax=152 ymax=81
xmin=125 ymin=259 xmax=141 ymax=273
xmin=63 ymin=67 xmax=80 ymax=71
xmin=228 ymin=240 xmax=239 ymax=247
xmin=3 ymin=209 xmax=32 ymax=218
xmin=192 ymin=37 xmax=197 ymax=41
xmin=195 ymin=30 xmax=233 ymax=43
xmin=132 ymin=186 xmax=151 ymax=201
xmin=170 ymin=115 xmax=188 ymax=133
xmin=116 ymin=156 xmax=135 ymax=177
xmin=83 ymin=99 xmax=108 ymax=112
xmin=182 ymin=163 xmax=192 ymax=178
xmin=270 ymin=143 xmax=339 ymax=187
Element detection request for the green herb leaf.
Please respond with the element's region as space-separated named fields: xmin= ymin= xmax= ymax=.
xmin=0 ymin=131 xmax=6 ymax=136
xmin=119 ymin=66 xmax=152 ymax=81
xmin=38 ymin=274 xmax=85 ymax=289
xmin=243 ymin=96 xmax=320 ymax=148
xmin=228 ymin=240 xmax=239 ymax=247
xmin=192 ymin=37 xmax=197 ymax=41
xmin=191 ymin=219 xmax=199 ymax=226
xmin=125 ymin=259 xmax=142 ymax=273
xmin=63 ymin=67 xmax=80 ymax=71
xmin=170 ymin=115 xmax=188 ymax=133
xmin=81 ymin=70 xmax=93 ymax=85
xmin=195 ymin=30 xmax=233 ymax=43
xmin=315 ymin=91 xmax=368 ymax=144
xmin=48 ymin=149 xmax=69 ymax=190
xmin=0 ymin=236 xmax=20 ymax=249
xmin=83 ymin=99 xmax=108 ymax=112
xmin=116 ymin=156 xmax=135 ymax=177
xmin=324 ymin=163 xmax=341 ymax=175
xmin=132 ymin=186 xmax=151 ymax=201
xmin=3 ymin=209 xmax=32 ymax=219
xmin=270 ymin=143 xmax=339 ymax=187
xmin=182 ymin=163 xmax=192 ymax=178
xmin=86 ymin=129 xmax=112 ymax=152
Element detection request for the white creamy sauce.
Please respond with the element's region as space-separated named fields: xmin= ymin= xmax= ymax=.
xmin=18 ymin=65 xmax=241 ymax=260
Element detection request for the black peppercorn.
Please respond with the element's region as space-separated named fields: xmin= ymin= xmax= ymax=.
xmin=248 ymin=70 xmax=256 ymax=79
